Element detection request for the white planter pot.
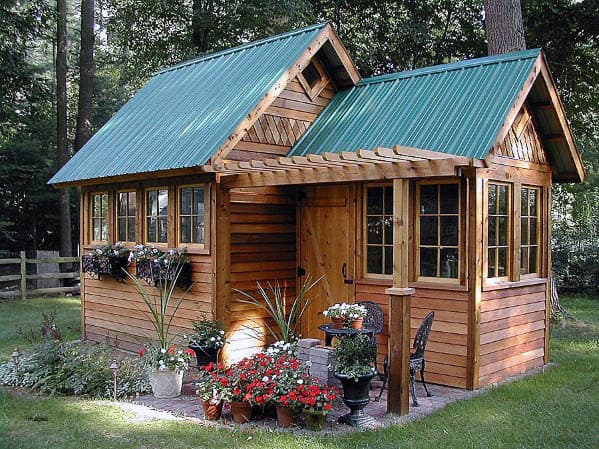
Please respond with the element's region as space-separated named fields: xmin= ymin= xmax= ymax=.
xmin=148 ymin=370 xmax=184 ymax=398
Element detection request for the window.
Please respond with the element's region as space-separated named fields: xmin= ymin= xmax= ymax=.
xmin=179 ymin=186 xmax=206 ymax=245
xmin=146 ymin=189 xmax=168 ymax=243
xmin=417 ymin=183 xmax=460 ymax=280
xmin=297 ymin=58 xmax=327 ymax=100
xmin=91 ymin=193 xmax=109 ymax=242
xmin=365 ymin=185 xmax=393 ymax=276
xmin=117 ymin=191 xmax=136 ymax=242
xmin=488 ymin=183 xmax=510 ymax=279
xmin=521 ymin=187 xmax=539 ymax=275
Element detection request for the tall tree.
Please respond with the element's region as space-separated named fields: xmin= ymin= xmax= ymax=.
xmin=484 ymin=0 xmax=526 ymax=54
xmin=74 ymin=0 xmax=95 ymax=151
xmin=56 ymin=0 xmax=72 ymax=257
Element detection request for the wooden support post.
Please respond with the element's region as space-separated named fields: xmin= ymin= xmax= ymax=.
xmin=20 ymin=251 xmax=27 ymax=301
xmin=214 ymin=184 xmax=231 ymax=364
xmin=385 ymin=178 xmax=414 ymax=415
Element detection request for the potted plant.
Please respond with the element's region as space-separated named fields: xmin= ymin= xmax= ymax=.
xmin=82 ymin=243 xmax=129 ymax=281
xmin=138 ymin=343 xmax=193 ymax=398
xmin=186 ymin=314 xmax=227 ymax=370
xmin=323 ymin=303 xmax=368 ymax=329
xmin=332 ymin=334 xmax=377 ymax=427
xmin=128 ymin=245 xmax=192 ymax=287
xmin=268 ymin=355 xmax=309 ymax=427
xmin=196 ymin=362 xmax=228 ymax=420
xmin=289 ymin=378 xmax=338 ymax=431
xmin=224 ymin=356 xmax=268 ymax=423
xmin=125 ymin=259 xmax=193 ymax=398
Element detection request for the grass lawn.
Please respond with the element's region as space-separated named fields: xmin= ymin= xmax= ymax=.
xmin=0 ymin=296 xmax=81 ymax=361
xmin=0 ymin=295 xmax=597 ymax=449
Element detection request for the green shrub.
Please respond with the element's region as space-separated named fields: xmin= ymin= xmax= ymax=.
xmin=0 ymin=340 xmax=150 ymax=398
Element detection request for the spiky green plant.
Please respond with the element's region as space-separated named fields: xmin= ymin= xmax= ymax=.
xmin=234 ymin=275 xmax=322 ymax=344
xmin=124 ymin=260 xmax=192 ymax=349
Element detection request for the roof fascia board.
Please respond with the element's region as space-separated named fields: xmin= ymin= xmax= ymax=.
xmin=536 ymin=52 xmax=585 ymax=183
xmin=210 ymin=23 xmax=360 ymax=165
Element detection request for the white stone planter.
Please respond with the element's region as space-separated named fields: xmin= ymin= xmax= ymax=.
xmin=148 ymin=370 xmax=184 ymax=398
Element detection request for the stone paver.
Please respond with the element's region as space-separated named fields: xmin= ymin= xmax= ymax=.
xmin=127 ymin=364 xmax=550 ymax=434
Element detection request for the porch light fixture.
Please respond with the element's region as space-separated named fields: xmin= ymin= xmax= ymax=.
xmin=109 ymin=359 xmax=120 ymax=400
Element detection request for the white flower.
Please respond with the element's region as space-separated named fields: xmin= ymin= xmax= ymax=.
xmin=297 ymin=379 xmax=304 ymax=385
xmin=210 ymin=337 xmax=215 ymax=341
xmin=306 ymin=361 xmax=312 ymax=367
xmin=262 ymin=376 xmax=269 ymax=382
xmin=160 ymin=348 xmax=166 ymax=353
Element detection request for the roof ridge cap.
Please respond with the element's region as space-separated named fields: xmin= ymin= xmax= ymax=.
xmin=358 ymin=48 xmax=541 ymax=86
xmin=155 ymin=22 xmax=328 ymax=75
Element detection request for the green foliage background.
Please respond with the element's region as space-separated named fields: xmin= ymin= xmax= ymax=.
xmin=0 ymin=0 xmax=596 ymax=290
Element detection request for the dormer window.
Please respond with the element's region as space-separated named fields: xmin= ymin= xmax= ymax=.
xmin=298 ymin=58 xmax=328 ymax=100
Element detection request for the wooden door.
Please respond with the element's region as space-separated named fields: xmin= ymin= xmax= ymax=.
xmin=298 ymin=184 xmax=355 ymax=339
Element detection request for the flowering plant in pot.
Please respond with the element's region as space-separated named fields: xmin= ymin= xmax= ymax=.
xmin=323 ymin=303 xmax=368 ymax=328
xmin=138 ymin=343 xmax=193 ymax=398
xmin=268 ymin=355 xmax=309 ymax=427
xmin=332 ymin=334 xmax=377 ymax=427
xmin=186 ymin=314 xmax=227 ymax=369
xmin=196 ymin=362 xmax=228 ymax=420
xmin=288 ymin=378 xmax=339 ymax=431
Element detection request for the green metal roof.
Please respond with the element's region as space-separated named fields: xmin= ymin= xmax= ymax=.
xmin=49 ymin=23 xmax=327 ymax=185
xmin=290 ymin=49 xmax=542 ymax=160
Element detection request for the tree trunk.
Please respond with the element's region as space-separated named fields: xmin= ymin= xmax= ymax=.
xmin=56 ymin=0 xmax=72 ymax=257
xmin=484 ymin=0 xmax=526 ymax=55
xmin=192 ymin=0 xmax=212 ymax=54
xmin=75 ymin=0 xmax=95 ymax=151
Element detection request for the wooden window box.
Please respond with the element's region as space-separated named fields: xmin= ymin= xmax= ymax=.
xmin=135 ymin=260 xmax=192 ymax=288
xmin=82 ymin=255 xmax=128 ymax=281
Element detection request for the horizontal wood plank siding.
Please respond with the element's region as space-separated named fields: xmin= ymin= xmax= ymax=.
xmin=355 ymin=281 xmax=469 ymax=388
xmin=479 ymin=282 xmax=547 ymax=386
xmin=227 ymin=77 xmax=334 ymax=161
xmin=227 ymin=187 xmax=297 ymax=362
xmin=84 ymin=253 xmax=213 ymax=351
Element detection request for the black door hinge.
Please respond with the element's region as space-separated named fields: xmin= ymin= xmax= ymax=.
xmin=297 ymin=266 xmax=306 ymax=276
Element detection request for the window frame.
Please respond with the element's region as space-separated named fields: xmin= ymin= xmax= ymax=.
xmin=144 ymin=187 xmax=169 ymax=245
xmin=415 ymin=180 xmax=462 ymax=284
xmin=520 ymin=185 xmax=541 ymax=278
xmin=362 ymin=183 xmax=394 ymax=279
xmin=297 ymin=57 xmax=328 ymax=101
xmin=485 ymin=182 xmax=512 ymax=282
xmin=115 ymin=190 xmax=137 ymax=244
xmin=90 ymin=191 xmax=109 ymax=244
xmin=177 ymin=183 xmax=210 ymax=251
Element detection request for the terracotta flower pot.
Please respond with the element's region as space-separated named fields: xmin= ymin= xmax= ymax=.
xmin=230 ymin=401 xmax=252 ymax=423
xmin=331 ymin=317 xmax=345 ymax=329
xmin=275 ymin=404 xmax=294 ymax=427
xmin=201 ymin=399 xmax=223 ymax=421
xmin=303 ymin=410 xmax=327 ymax=431
xmin=148 ymin=370 xmax=183 ymax=398
xmin=350 ymin=318 xmax=364 ymax=329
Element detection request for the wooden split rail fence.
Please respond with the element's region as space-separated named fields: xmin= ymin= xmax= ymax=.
xmin=0 ymin=251 xmax=80 ymax=300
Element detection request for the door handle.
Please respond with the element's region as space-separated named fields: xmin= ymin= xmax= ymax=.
xmin=342 ymin=262 xmax=347 ymax=279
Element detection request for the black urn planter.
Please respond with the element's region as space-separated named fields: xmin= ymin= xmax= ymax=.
xmin=188 ymin=343 xmax=219 ymax=370
xmin=335 ymin=371 xmax=375 ymax=427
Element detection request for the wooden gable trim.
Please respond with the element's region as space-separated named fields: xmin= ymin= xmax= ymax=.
xmin=210 ymin=24 xmax=360 ymax=166
xmin=485 ymin=52 xmax=584 ymax=183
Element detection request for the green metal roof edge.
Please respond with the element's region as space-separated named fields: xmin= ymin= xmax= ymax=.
xmin=156 ymin=22 xmax=328 ymax=76
xmin=357 ymin=48 xmax=541 ymax=86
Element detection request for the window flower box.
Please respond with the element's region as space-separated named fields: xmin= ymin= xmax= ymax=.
xmin=129 ymin=245 xmax=191 ymax=288
xmin=82 ymin=244 xmax=129 ymax=281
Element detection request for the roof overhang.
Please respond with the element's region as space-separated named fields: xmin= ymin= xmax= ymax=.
xmin=206 ymin=145 xmax=484 ymax=189
xmin=487 ymin=51 xmax=585 ymax=183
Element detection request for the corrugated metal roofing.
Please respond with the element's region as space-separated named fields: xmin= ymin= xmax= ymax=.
xmin=49 ymin=23 xmax=327 ymax=185
xmin=290 ymin=49 xmax=541 ymax=160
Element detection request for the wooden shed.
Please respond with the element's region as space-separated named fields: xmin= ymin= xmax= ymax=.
xmin=50 ymin=23 xmax=584 ymax=412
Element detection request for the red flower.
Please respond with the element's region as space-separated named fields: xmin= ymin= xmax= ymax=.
xmin=184 ymin=348 xmax=195 ymax=356
xmin=138 ymin=348 xmax=146 ymax=357
xmin=324 ymin=403 xmax=332 ymax=411
xmin=168 ymin=345 xmax=176 ymax=355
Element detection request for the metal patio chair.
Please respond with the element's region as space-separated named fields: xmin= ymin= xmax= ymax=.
xmin=378 ymin=311 xmax=435 ymax=406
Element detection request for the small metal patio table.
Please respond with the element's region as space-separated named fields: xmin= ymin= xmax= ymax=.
xmin=318 ymin=324 xmax=375 ymax=347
